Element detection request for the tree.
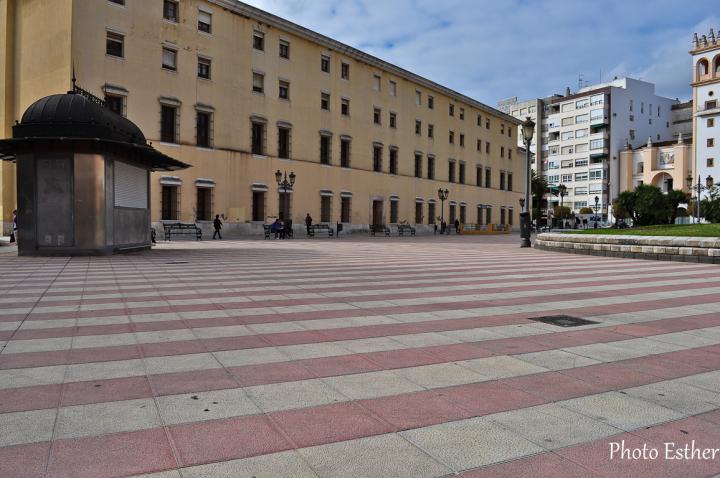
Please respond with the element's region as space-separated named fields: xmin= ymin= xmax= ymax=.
xmin=614 ymin=190 xmax=636 ymax=222
xmin=700 ymin=185 xmax=720 ymax=223
xmin=665 ymin=189 xmax=688 ymax=224
xmin=553 ymin=205 xmax=571 ymax=220
xmin=579 ymin=207 xmax=594 ymax=214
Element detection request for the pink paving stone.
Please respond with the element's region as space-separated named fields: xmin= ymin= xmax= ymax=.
xmin=501 ymin=371 xmax=605 ymax=402
xmin=140 ymin=340 xmax=208 ymax=358
xmin=457 ymin=451 xmax=600 ymax=478
xmin=437 ymin=381 xmax=546 ymax=416
xmin=47 ymin=428 xmax=177 ymax=478
xmin=61 ymin=376 xmax=153 ymax=407
xmin=68 ymin=344 xmax=141 ymax=364
xmin=0 ymin=383 xmax=62 ymax=413
xmin=480 ymin=336 xmax=549 ymax=355
xmin=359 ymin=390 xmax=473 ymax=431
xmin=12 ymin=327 xmax=74 ymax=340
xmin=297 ymin=354 xmax=383 ymax=378
xmin=630 ymin=415 xmax=720 ymax=447
xmin=696 ymin=409 xmax=720 ymax=425
xmin=228 ymin=361 xmax=316 ymax=386
xmin=0 ymin=350 xmax=70 ymax=370
xmin=561 ymin=362 xmax=660 ymax=390
xmin=202 ymin=334 xmax=271 ymax=352
xmin=271 ymin=401 xmax=394 ymax=448
xmin=149 ymin=368 xmax=239 ymax=396
xmin=616 ymin=355 xmax=712 ymax=380
xmin=170 ymin=414 xmax=292 ymax=466
xmin=262 ymin=330 xmax=327 ymax=346
xmin=0 ymin=441 xmax=51 ymax=478
xmin=423 ymin=342 xmax=495 ymax=362
xmin=75 ymin=323 xmax=134 ymax=337
xmin=666 ymin=347 xmax=720 ymax=369
xmin=362 ymin=347 xmax=446 ymax=369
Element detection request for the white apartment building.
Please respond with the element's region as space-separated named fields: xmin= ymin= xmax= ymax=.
xmin=540 ymin=78 xmax=677 ymax=217
xmin=691 ymin=30 xmax=720 ymax=195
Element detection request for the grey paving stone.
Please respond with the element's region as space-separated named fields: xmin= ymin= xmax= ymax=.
xmin=55 ymin=398 xmax=162 ymax=439
xmin=322 ymin=370 xmax=424 ymax=400
xmin=622 ymin=380 xmax=720 ymax=415
xmin=0 ymin=408 xmax=57 ymax=447
xmin=245 ymin=378 xmax=347 ymax=412
xmin=157 ymin=388 xmax=260 ymax=425
xmin=457 ymin=355 xmax=548 ymax=379
xmin=515 ymin=349 xmax=601 ymax=371
xmin=182 ymin=450 xmax=318 ymax=478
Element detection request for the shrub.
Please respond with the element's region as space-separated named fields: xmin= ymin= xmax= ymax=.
xmin=579 ymin=207 xmax=594 ymax=214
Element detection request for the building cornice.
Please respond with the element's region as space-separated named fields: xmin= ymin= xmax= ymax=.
xmin=209 ymin=0 xmax=521 ymax=125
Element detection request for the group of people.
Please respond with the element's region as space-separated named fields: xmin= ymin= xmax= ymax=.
xmin=270 ymin=218 xmax=293 ymax=239
xmin=436 ymin=219 xmax=461 ymax=235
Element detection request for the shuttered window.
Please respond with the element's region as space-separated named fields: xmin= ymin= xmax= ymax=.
xmin=114 ymin=162 xmax=147 ymax=209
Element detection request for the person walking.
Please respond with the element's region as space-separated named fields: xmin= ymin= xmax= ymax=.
xmin=213 ymin=214 xmax=223 ymax=240
xmin=9 ymin=210 xmax=17 ymax=244
xmin=305 ymin=213 xmax=313 ymax=236
xmin=454 ymin=218 xmax=460 ymax=234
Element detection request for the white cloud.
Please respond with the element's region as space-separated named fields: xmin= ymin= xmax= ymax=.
xmin=243 ymin=0 xmax=718 ymax=104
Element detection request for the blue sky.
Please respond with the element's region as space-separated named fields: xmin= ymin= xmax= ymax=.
xmin=244 ymin=0 xmax=718 ymax=106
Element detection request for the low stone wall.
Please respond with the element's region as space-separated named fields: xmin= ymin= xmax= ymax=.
xmin=535 ymin=233 xmax=720 ymax=264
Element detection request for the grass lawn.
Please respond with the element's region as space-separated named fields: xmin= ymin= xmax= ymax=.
xmin=565 ymin=224 xmax=720 ymax=237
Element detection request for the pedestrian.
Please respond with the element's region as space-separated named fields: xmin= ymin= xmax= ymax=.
xmin=271 ymin=218 xmax=283 ymax=239
xmin=305 ymin=213 xmax=313 ymax=235
xmin=454 ymin=218 xmax=460 ymax=234
xmin=434 ymin=223 xmax=438 ymax=235
xmin=9 ymin=209 xmax=17 ymax=243
xmin=212 ymin=214 xmax=223 ymax=239
xmin=440 ymin=221 xmax=446 ymax=234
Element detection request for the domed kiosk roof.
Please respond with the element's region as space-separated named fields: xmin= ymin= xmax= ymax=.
xmin=0 ymin=89 xmax=189 ymax=171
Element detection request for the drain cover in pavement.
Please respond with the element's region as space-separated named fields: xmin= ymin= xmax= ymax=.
xmin=529 ymin=315 xmax=598 ymax=327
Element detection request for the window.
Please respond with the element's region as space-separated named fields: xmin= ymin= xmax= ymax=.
xmin=341 ymin=62 xmax=350 ymax=80
xmin=708 ymin=158 xmax=715 ymax=168
xmin=486 ymin=119 xmax=490 ymax=129
xmin=341 ymin=196 xmax=351 ymax=223
xmin=251 ymin=121 xmax=265 ymax=155
xmin=389 ymin=80 xmax=397 ymax=96
xmin=576 ymin=129 xmax=588 ymax=138
xmin=575 ymin=172 xmax=588 ymax=181
xmin=590 ymin=94 xmax=604 ymax=106
xmin=477 ymin=114 xmax=482 ymax=126
xmin=449 ymin=104 xmax=455 ymax=116
xmin=501 ymin=124 xmax=505 ymax=134
xmin=279 ymin=40 xmax=290 ymax=59
xmin=448 ymin=160 xmax=456 ymax=183
xmin=197 ymin=57 xmax=211 ymax=79
xmin=414 ymin=153 xmax=422 ymax=178
xmin=253 ymin=32 xmax=264 ymax=51
xmin=252 ymin=191 xmax=265 ymax=221
xmin=279 ymin=80 xmax=289 ymax=100
xmin=500 ymin=208 xmax=506 ymax=225
xmin=589 ymin=169 xmax=603 ymax=180
xmin=160 ymin=105 xmax=178 ymax=143
xmin=341 ymin=98 xmax=350 ymax=116
xmin=163 ymin=0 xmax=179 ymax=22
xmin=561 ymin=174 xmax=572 ymax=182
xmin=485 ymin=142 xmax=490 ymax=154
xmin=389 ymin=148 xmax=398 ymax=174
xmin=278 ymin=127 xmax=291 ymax=159
xmin=459 ymin=108 xmax=465 ymax=120
xmin=706 ymin=100 xmax=717 ymax=110
xmin=321 ymin=196 xmax=332 ymax=222
xmin=198 ymin=10 xmax=212 ymax=33
xmin=196 ymin=111 xmax=211 ymax=148
xmin=373 ymin=75 xmax=382 ymax=91
xmin=252 ymin=72 xmax=264 ymax=93
xmin=390 ymin=200 xmax=399 ymax=223
xmin=708 ymin=118 xmax=715 ymax=127
xmin=449 ymin=204 xmax=456 ymax=223
xmin=476 ymin=166 xmax=482 ymax=187
xmin=575 ymin=158 xmax=588 ymax=167
xmin=428 ymin=124 xmax=434 ymax=138
xmin=460 ymin=204 xmax=466 ymax=224
xmin=340 ymin=138 xmax=351 ymax=167
xmin=105 ymin=94 xmax=124 ymax=116
xmin=415 ymin=120 xmax=422 ymax=135
xmin=428 ymin=96 xmax=434 ymax=109
xmin=476 ymin=139 xmax=481 ymax=151
xmin=459 ymin=162 xmax=466 ymax=184
xmin=485 ymin=168 xmax=491 ymax=188
xmin=389 ymin=112 xmax=397 ymax=129
xmin=428 ymin=202 xmax=436 ymax=225
xmin=576 ymin=99 xmax=589 ymax=109
xmin=575 ymin=114 xmax=589 ymax=123
xmin=415 ymin=202 xmax=423 ymax=224
xmin=106 ymin=32 xmax=124 ymax=58
xmin=427 ymin=156 xmax=435 ymax=180
xmin=561 ymin=117 xmax=574 ymax=127
xmin=561 ymin=131 xmax=574 ymax=141
xmin=486 ymin=207 xmax=493 ymax=225
xmin=162 ymin=47 xmax=177 ymax=70
xmin=373 ymin=145 xmax=382 ymax=172
xmin=499 ymin=171 xmax=506 ymax=190
xmin=708 ymin=138 xmax=715 ymax=148
xmin=373 ymin=108 xmax=381 ymax=125
xmin=415 ymin=90 xmax=422 ymax=106
xmin=590 ymin=139 xmax=605 ymax=150
xmin=161 ymin=186 xmax=179 ymax=220
xmin=320 ymin=135 xmax=331 ymax=165
xmin=321 ymin=55 xmax=330 ymax=72
xmin=507 ymin=173 xmax=513 ymax=191
xmin=196 ymin=187 xmax=212 ymax=221
xmin=508 ymin=149 xmax=512 ymax=160
xmin=500 ymin=146 xmax=505 ymax=158
xmin=459 ymin=134 xmax=465 ymax=147
xmin=321 ymin=92 xmax=330 ymax=111
xmin=109 ymin=0 xmax=125 ymax=4
xmin=449 ymin=131 xmax=455 ymax=144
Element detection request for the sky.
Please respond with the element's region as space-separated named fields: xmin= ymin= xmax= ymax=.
xmin=243 ymin=0 xmax=718 ymax=107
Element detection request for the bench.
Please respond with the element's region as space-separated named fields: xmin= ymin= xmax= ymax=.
xmin=163 ymin=222 xmax=202 ymax=241
xmin=370 ymin=224 xmax=390 ymax=236
xmin=264 ymin=224 xmax=294 ymax=239
xmin=307 ymin=223 xmax=334 ymax=237
xmin=397 ymin=224 xmax=416 ymax=236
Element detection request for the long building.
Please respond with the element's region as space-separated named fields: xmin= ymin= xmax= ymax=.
xmin=0 ymin=0 xmax=522 ymax=235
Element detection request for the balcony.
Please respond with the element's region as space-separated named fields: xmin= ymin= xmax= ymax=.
xmin=697 ymin=101 xmax=720 ymax=116
xmin=589 ymin=129 xmax=609 ymax=140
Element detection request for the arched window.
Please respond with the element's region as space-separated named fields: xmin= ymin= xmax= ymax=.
xmin=697 ymin=59 xmax=709 ymax=80
xmin=714 ymin=56 xmax=720 ymax=75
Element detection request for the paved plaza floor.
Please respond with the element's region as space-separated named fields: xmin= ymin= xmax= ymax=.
xmin=1 ymin=234 xmax=719 ymax=477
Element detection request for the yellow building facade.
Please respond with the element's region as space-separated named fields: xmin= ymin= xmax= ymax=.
xmin=619 ymin=136 xmax=692 ymax=194
xmin=0 ymin=0 xmax=522 ymax=235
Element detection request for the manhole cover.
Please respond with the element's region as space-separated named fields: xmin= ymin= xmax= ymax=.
xmin=529 ymin=315 xmax=598 ymax=327
xmin=165 ymin=261 xmax=189 ymax=265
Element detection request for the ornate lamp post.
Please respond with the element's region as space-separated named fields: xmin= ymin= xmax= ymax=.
xmin=686 ymin=174 xmax=714 ymax=224
xmin=558 ymin=184 xmax=567 ymax=229
xmin=438 ymin=188 xmax=449 ymax=233
xmin=594 ymin=195 xmax=600 ymax=229
xmin=520 ymin=117 xmax=535 ymax=247
xmin=275 ymin=170 xmax=296 ymax=221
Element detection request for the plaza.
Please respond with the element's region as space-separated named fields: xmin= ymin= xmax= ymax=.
xmin=1 ymin=235 xmax=719 ymax=477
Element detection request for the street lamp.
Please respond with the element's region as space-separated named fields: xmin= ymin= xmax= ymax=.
xmin=686 ymin=174 xmax=713 ymax=224
xmin=593 ymin=195 xmax=600 ymax=229
xmin=438 ymin=188 xmax=449 ymax=233
xmin=520 ymin=116 xmax=535 ymax=248
xmin=276 ymin=170 xmax=296 ymax=221
xmin=558 ymin=184 xmax=567 ymax=229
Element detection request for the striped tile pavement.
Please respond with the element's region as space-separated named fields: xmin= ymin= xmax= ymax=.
xmin=1 ymin=235 xmax=719 ymax=477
